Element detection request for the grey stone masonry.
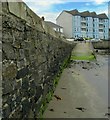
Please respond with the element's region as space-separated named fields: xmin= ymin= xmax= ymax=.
xmin=1 ymin=1 xmax=74 ymax=119
xmin=0 ymin=1 xmax=2 ymax=119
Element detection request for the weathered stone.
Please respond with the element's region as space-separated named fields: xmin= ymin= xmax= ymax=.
xmin=23 ymin=49 xmax=30 ymax=61
xmin=34 ymin=86 xmax=43 ymax=103
xmin=2 ymin=28 xmax=13 ymax=43
xmin=9 ymin=105 xmax=22 ymax=118
xmin=12 ymin=40 xmax=21 ymax=49
xmin=28 ymin=86 xmax=36 ymax=97
xmin=2 ymin=103 xmax=11 ymax=118
xmin=2 ymin=43 xmax=16 ymax=60
xmin=16 ymin=66 xmax=29 ymax=79
xmin=17 ymin=59 xmax=26 ymax=69
xmin=15 ymin=89 xmax=22 ymax=106
xmin=22 ymin=76 xmax=29 ymax=90
xmin=2 ymin=80 xmax=14 ymax=94
xmin=2 ymin=1 xmax=74 ymax=118
xmin=22 ymin=98 xmax=30 ymax=118
xmin=28 ymin=109 xmax=34 ymax=118
xmin=2 ymin=63 xmax=17 ymax=80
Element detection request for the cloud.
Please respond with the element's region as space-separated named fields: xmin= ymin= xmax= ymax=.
xmin=40 ymin=12 xmax=61 ymax=23
xmin=85 ymin=3 xmax=91 ymax=6
xmin=23 ymin=2 xmax=58 ymax=23
xmin=23 ymin=0 xmax=74 ymax=6
xmin=22 ymin=0 xmax=67 ymax=23
xmin=94 ymin=0 xmax=109 ymax=4
xmin=22 ymin=0 xmax=109 ymax=23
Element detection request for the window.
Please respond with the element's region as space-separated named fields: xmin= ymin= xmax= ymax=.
xmin=81 ymin=17 xmax=86 ymax=21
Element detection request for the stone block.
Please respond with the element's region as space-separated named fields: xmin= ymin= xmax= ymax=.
xmin=28 ymin=87 xmax=36 ymax=98
xmin=2 ymin=28 xmax=13 ymax=43
xmin=19 ymin=49 xmax=25 ymax=60
xmin=16 ymin=66 xmax=29 ymax=79
xmin=15 ymin=89 xmax=22 ymax=106
xmin=2 ymin=80 xmax=14 ymax=94
xmin=2 ymin=103 xmax=11 ymax=118
xmin=17 ymin=60 xmax=25 ymax=69
xmin=22 ymin=76 xmax=29 ymax=90
xmin=28 ymin=109 xmax=34 ymax=118
xmin=0 ymin=2 xmax=2 ymax=15
xmin=2 ymin=62 xmax=17 ymax=80
xmin=22 ymin=98 xmax=30 ymax=118
xmin=34 ymin=86 xmax=43 ymax=103
xmin=9 ymin=105 xmax=22 ymax=118
xmin=8 ymin=2 xmax=26 ymax=20
xmin=2 ymin=43 xmax=16 ymax=60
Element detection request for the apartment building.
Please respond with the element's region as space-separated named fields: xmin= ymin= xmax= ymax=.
xmin=109 ymin=2 xmax=110 ymax=39
xmin=56 ymin=9 xmax=109 ymax=40
xmin=108 ymin=1 xmax=110 ymax=28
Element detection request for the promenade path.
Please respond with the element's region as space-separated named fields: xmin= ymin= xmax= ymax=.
xmin=71 ymin=41 xmax=95 ymax=61
xmin=43 ymin=42 xmax=108 ymax=118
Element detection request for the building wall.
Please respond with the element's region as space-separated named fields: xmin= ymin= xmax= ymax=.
xmin=108 ymin=1 xmax=110 ymax=28
xmin=86 ymin=17 xmax=93 ymax=38
xmin=57 ymin=11 xmax=109 ymax=40
xmin=93 ymin=18 xmax=99 ymax=39
xmin=103 ymin=19 xmax=109 ymax=39
xmin=99 ymin=18 xmax=109 ymax=39
xmin=72 ymin=16 xmax=81 ymax=38
xmin=109 ymin=29 xmax=110 ymax=39
xmin=56 ymin=11 xmax=72 ymax=38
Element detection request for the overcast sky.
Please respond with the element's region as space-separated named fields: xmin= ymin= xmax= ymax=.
xmin=23 ymin=0 xmax=109 ymax=23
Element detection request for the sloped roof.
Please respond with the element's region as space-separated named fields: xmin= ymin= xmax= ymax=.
xmin=65 ymin=9 xmax=108 ymax=19
xmin=45 ymin=21 xmax=63 ymax=28
xmin=80 ymin=11 xmax=90 ymax=17
xmin=65 ymin=9 xmax=80 ymax=16
xmin=98 ymin=13 xmax=108 ymax=19
xmin=90 ymin=12 xmax=97 ymax=17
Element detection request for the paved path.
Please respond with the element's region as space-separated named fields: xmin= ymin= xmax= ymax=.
xmin=43 ymin=43 xmax=108 ymax=118
xmin=71 ymin=42 xmax=95 ymax=60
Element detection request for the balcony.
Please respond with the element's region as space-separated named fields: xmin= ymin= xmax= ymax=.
xmin=81 ymin=20 xmax=86 ymax=23
xmin=81 ymin=28 xmax=86 ymax=32
xmin=81 ymin=25 xmax=86 ymax=28
xmin=99 ymin=22 xmax=103 ymax=24
xmin=99 ymin=27 xmax=103 ymax=29
xmin=99 ymin=24 xmax=104 ymax=28
xmin=81 ymin=23 xmax=86 ymax=27
xmin=99 ymin=29 xmax=103 ymax=32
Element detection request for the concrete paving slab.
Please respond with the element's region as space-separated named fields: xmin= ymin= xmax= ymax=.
xmin=43 ymin=54 xmax=108 ymax=118
xmin=71 ymin=42 xmax=95 ymax=61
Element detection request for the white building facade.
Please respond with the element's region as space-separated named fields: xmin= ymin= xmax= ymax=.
xmin=56 ymin=10 xmax=109 ymax=40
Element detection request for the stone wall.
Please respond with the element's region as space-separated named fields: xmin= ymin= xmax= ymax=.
xmin=2 ymin=1 xmax=74 ymax=119
xmin=92 ymin=41 xmax=110 ymax=49
xmin=0 ymin=1 xmax=2 ymax=119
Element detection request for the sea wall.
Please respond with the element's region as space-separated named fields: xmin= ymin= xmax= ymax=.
xmin=2 ymin=1 xmax=75 ymax=118
xmin=92 ymin=41 xmax=110 ymax=49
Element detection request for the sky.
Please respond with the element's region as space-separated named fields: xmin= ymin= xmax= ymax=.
xmin=22 ymin=0 xmax=110 ymax=23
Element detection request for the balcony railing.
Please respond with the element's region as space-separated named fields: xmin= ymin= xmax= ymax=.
xmin=81 ymin=25 xmax=86 ymax=28
xmin=81 ymin=20 xmax=86 ymax=23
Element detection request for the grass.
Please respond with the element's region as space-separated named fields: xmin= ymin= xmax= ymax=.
xmin=71 ymin=55 xmax=96 ymax=61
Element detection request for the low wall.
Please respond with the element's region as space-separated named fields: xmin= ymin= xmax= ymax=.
xmin=2 ymin=1 xmax=75 ymax=119
xmin=92 ymin=41 xmax=110 ymax=49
